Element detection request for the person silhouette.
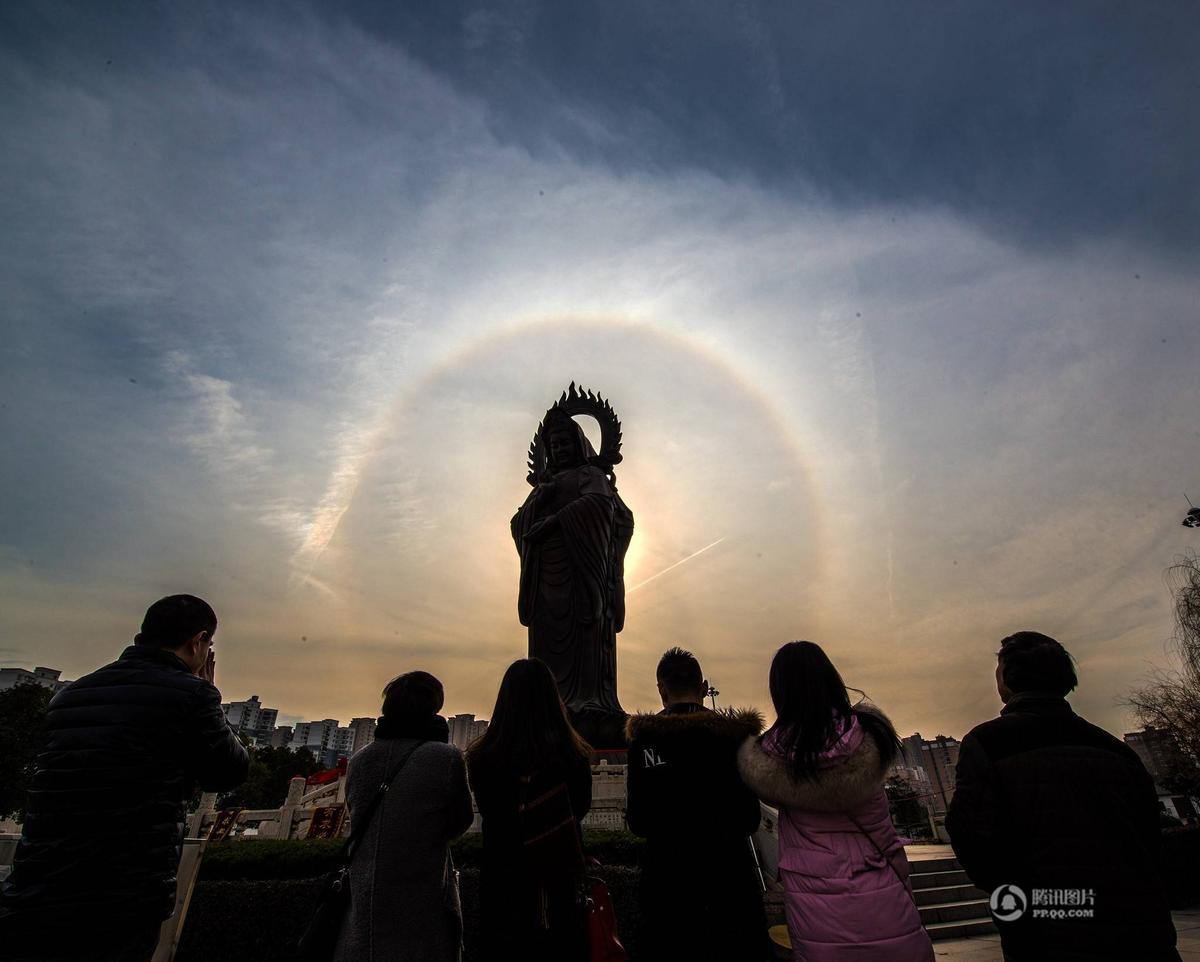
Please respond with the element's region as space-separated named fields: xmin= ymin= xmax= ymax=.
xmin=948 ymin=631 xmax=1180 ymax=961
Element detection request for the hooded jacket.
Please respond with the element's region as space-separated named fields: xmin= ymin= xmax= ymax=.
xmin=626 ymin=703 xmax=770 ymax=960
xmin=738 ymin=712 xmax=933 ymax=962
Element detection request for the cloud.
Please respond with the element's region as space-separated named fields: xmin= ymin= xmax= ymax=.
xmin=336 ymin=0 xmax=1200 ymax=253
xmin=165 ymin=351 xmax=272 ymax=470
xmin=0 ymin=2 xmax=1197 ymax=739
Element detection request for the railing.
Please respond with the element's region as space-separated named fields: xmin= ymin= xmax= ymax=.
xmin=187 ymin=772 xmax=348 ymax=841
xmin=184 ymin=763 xmax=633 ymax=840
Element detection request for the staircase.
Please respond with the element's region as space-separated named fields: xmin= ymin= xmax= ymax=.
xmin=909 ymin=851 xmax=996 ymax=940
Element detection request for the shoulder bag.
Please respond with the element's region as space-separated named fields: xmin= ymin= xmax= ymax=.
xmin=295 ymin=740 xmax=425 ymax=961
xmin=849 ymin=813 xmax=917 ymax=906
xmin=516 ymin=769 xmax=628 ymax=960
xmin=517 ymin=772 xmax=585 ymax=881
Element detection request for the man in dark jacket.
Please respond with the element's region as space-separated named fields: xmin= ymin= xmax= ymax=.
xmin=625 ymin=647 xmax=768 ymax=961
xmin=0 ymin=594 xmax=249 ymax=962
xmin=947 ymin=631 xmax=1179 ymax=962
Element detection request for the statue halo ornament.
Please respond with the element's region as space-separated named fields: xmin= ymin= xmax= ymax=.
xmin=526 ymin=382 xmax=624 ymax=486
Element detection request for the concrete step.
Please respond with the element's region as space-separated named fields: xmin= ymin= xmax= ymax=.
xmin=919 ymin=898 xmax=993 ymax=926
xmin=905 ymin=854 xmax=960 ymax=874
xmin=913 ymin=882 xmax=987 ymax=907
xmin=909 ymin=868 xmax=972 ymax=889
xmin=925 ymin=917 xmax=999 ymax=941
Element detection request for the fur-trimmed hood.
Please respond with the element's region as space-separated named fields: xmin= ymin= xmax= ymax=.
xmin=625 ymin=705 xmax=764 ymax=744
xmin=737 ymin=730 xmax=886 ymax=813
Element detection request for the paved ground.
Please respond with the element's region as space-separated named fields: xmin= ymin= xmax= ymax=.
xmin=933 ymin=907 xmax=1200 ymax=960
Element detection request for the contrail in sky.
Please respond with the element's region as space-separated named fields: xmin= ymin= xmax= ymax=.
xmin=627 ymin=537 xmax=726 ymax=594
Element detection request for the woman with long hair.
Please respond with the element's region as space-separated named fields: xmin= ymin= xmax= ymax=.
xmin=738 ymin=641 xmax=934 ymax=961
xmin=466 ymin=658 xmax=593 ymax=961
xmin=333 ymin=671 xmax=474 ymax=962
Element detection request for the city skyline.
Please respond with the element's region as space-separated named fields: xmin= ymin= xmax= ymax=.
xmin=0 ymin=657 xmax=1163 ymax=752
xmin=2 ymin=4 xmax=1198 ymax=741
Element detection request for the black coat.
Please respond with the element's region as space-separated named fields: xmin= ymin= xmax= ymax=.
xmin=467 ymin=752 xmax=593 ymax=961
xmin=946 ymin=694 xmax=1179 ymax=962
xmin=625 ymin=704 xmax=768 ymax=961
xmin=0 ymin=645 xmax=248 ymax=923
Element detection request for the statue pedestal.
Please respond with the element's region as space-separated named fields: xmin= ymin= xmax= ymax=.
xmin=569 ymin=708 xmax=629 ymax=751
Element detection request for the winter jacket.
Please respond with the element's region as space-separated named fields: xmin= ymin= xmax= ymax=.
xmin=946 ymin=693 xmax=1180 ymax=962
xmin=467 ymin=752 xmax=593 ymax=961
xmin=0 ymin=645 xmax=248 ymax=923
xmin=333 ymin=736 xmax=474 ymax=962
xmin=626 ymin=704 xmax=769 ymax=962
xmin=738 ymin=713 xmax=933 ymax=962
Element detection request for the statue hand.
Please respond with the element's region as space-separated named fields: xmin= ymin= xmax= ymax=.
xmin=525 ymin=515 xmax=559 ymax=543
xmin=535 ymin=481 xmax=557 ymax=504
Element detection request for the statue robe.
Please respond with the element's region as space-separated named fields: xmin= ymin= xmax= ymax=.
xmin=512 ymin=463 xmax=633 ymax=716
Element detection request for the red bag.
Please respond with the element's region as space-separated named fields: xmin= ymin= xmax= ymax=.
xmin=583 ymin=876 xmax=628 ymax=962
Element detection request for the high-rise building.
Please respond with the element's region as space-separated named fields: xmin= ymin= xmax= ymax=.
xmin=291 ymin=718 xmax=358 ymax=768
xmin=0 ymin=666 xmax=72 ymax=693
xmin=1126 ymin=727 xmax=1181 ymax=785
xmin=448 ymin=713 xmax=489 ymax=750
xmin=348 ymin=717 xmax=377 ymax=754
xmin=291 ymin=719 xmax=339 ymax=761
xmin=901 ymin=732 xmax=961 ymax=816
xmin=269 ymin=725 xmax=294 ymax=749
xmin=332 ymin=726 xmax=355 ymax=757
xmin=221 ymin=695 xmax=279 ymax=745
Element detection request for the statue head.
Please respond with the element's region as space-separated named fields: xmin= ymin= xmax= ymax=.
xmin=524 ymin=384 xmax=624 ymax=486
xmin=544 ymin=410 xmax=592 ymax=472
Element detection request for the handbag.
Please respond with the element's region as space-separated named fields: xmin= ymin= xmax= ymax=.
xmin=582 ymin=874 xmax=628 ymax=962
xmin=295 ymin=740 xmax=425 ymax=961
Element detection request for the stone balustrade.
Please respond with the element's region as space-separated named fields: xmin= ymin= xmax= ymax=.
xmin=186 ymin=772 xmax=346 ymax=841
xmin=178 ymin=763 xmax=631 ymax=841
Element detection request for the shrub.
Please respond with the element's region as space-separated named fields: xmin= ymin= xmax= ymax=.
xmin=198 ymin=838 xmax=343 ymax=880
xmin=176 ymin=867 xmax=644 ymax=962
xmin=183 ymin=830 xmax=648 ymax=960
xmin=197 ymin=829 xmax=644 ymax=880
xmin=177 ymin=878 xmax=323 ymax=960
xmin=581 ymin=828 xmax=646 ymax=868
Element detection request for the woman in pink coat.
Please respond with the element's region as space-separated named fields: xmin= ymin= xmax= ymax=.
xmin=738 ymin=641 xmax=934 ymax=962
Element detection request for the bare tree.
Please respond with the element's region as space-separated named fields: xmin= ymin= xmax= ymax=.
xmin=1168 ymin=553 xmax=1200 ymax=680
xmin=1126 ymin=554 xmax=1200 ymax=797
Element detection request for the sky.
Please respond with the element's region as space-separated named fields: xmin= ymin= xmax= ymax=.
xmin=2 ymin=1 xmax=1198 ymax=740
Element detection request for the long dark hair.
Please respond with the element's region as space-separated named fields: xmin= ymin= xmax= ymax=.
xmin=765 ymin=640 xmax=899 ymax=779
xmin=466 ymin=658 xmax=591 ymax=774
